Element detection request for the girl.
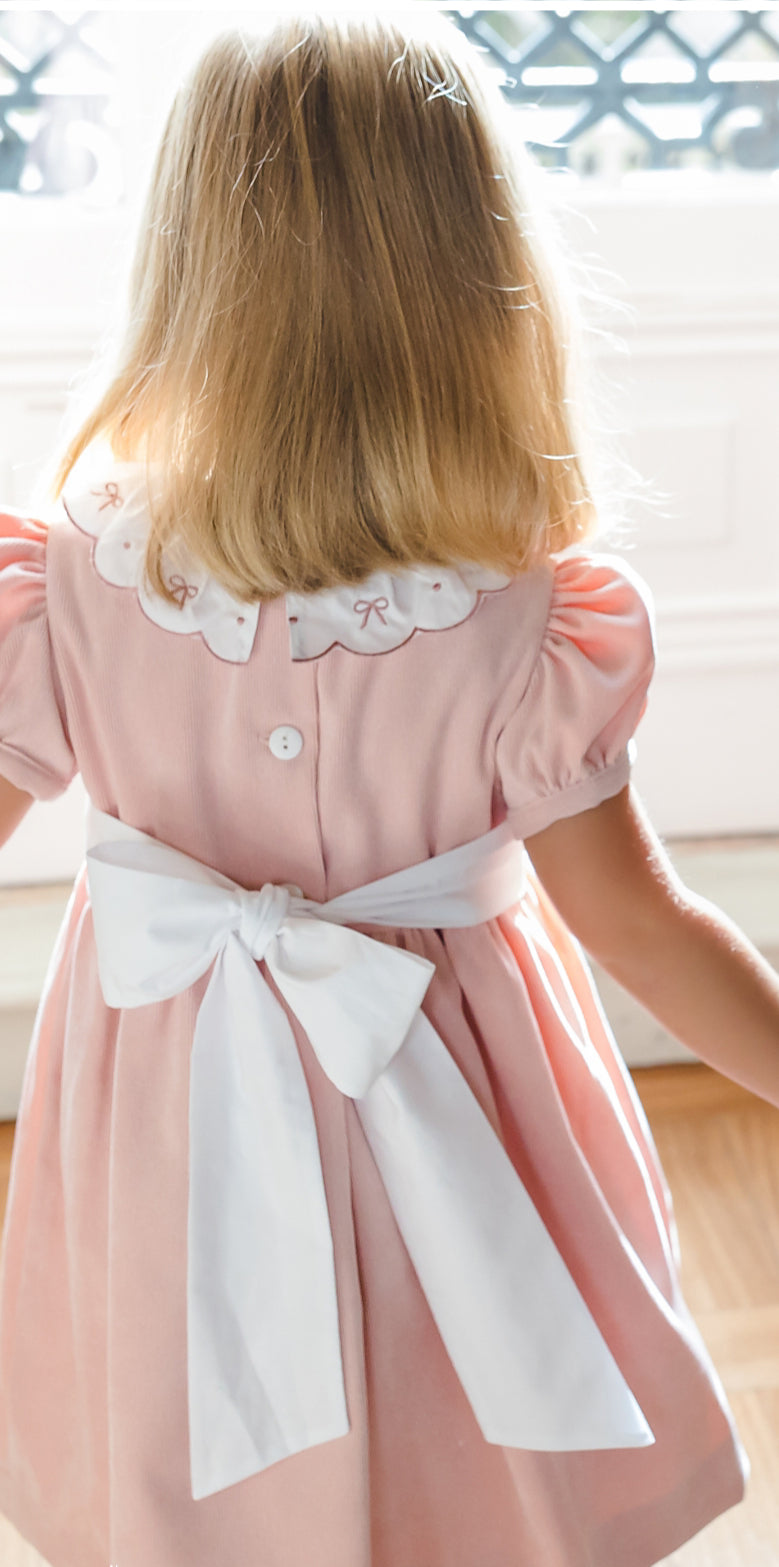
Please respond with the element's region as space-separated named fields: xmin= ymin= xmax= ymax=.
xmin=0 ymin=11 xmax=777 ymax=1566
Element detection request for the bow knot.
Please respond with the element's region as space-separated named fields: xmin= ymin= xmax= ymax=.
xmin=237 ymin=882 xmax=291 ymax=961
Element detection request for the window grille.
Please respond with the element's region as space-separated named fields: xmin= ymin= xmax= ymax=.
xmin=0 ymin=8 xmax=119 ymax=198
xmin=5 ymin=9 xmax=779 ymax=196
xmin=446 ymin=8 xmax=779 ymax=176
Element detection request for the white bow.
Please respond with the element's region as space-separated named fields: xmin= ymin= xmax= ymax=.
xmin=85 ymin=805 xmax=654 ymax=1501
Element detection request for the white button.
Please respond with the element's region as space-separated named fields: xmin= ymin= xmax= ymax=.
xmin=268 ymin=725 xmax=303 ymax=760
xmin=282 ymin=883 xmax=303 ymax=898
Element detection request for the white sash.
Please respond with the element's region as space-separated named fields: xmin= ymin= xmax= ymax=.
xmin=84 ymin=803 xmax=654 ymax=1501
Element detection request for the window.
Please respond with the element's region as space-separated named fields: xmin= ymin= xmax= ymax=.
xmin=447 ymin=7 xmax=779 ymax=180
xmin=0 ymin=7 xmax=120 ymax=201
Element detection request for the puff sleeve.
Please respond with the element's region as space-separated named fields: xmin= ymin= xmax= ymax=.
xmin=0 ymin=511 xmax=77 ymax=800
xmin=495 ymin=553 xmax=656 ymax=840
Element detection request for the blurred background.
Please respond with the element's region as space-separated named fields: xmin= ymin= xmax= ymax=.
xmin=0 ymin=5 xmax=778 ymax=1106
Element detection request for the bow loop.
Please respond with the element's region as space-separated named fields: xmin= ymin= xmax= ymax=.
xmin=237 ymin=883 xmax=290 ymax=961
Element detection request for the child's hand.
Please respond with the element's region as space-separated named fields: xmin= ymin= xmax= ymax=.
xmin=0 ymin=773 xmax=34 ymax=849
xmin=525 ymin=784 xmax=779 ymax=1109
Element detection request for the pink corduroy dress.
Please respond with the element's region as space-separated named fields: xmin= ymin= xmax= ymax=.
xmin=0 ymin=460 xmax=748 ymax=1567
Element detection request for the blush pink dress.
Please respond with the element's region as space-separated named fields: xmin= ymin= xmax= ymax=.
xmin=0 ymin=461 xmax=748 ymax=1567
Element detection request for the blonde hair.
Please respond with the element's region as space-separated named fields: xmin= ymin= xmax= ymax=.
xmin=52 ymin=8 xmax=602 ymax=606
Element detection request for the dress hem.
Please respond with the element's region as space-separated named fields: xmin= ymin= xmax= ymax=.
xmin=0 ymin=1431 xmax=749 ymax=1567
xmin=589 ymin=1433 xmax=749 ymax=1567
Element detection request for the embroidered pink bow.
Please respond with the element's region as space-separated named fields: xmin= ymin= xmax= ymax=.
xmin=169 ymin=574 xmax=199 ymax=609
xmin=91 ymin=481 xmax=124 ymax=511
xmin=354 ymin=595 xmax=390 ymax=629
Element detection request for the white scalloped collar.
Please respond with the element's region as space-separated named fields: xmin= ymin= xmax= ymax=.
xmin=61 ymin=462 xmax=514 ymax=664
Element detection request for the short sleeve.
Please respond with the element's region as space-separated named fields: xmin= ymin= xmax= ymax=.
xmin=0 ymin=510 xmax=77 ymax=800
xmin=495 ymin=552 xmax=656 ymax=839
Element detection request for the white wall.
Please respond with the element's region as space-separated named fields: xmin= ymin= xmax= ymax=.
xmin=558 ymin=183 xmax=779 ymax=838
xmin=1 ymin=12 xmax=778 ymax=886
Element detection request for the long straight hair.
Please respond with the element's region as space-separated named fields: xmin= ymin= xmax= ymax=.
xmin=52 ymin=9 xmax=602 ymax=606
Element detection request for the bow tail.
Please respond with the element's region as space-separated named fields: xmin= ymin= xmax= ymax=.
xmin=186 ymin=937 xmax=349 ymax=1500
xmin=354 ymin=1010 xmax=655 ymax=1453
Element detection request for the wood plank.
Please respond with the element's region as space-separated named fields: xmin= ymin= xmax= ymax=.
xmin=0 ymin=1119 xmax=14 ymax=1229
xmin=631 ymin=1066 xmax=779 ymax=1565
xmin=693 ymin=1305 xmax=779 ymax=1391
xmin=631 ymin=1061 xmax=767 ymax=1116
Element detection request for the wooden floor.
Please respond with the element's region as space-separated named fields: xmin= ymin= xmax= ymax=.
xmin=0 ymin=1063 xmax=776 ymax=1566
xmin=630 ymin=1065 xmax=779 ymax=1566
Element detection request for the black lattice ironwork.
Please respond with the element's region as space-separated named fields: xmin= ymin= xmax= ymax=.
xmin=0 ymin=8 xmax=118 ymax=196
xmin=446 ymin=8 xmax=779 ymax=174
xmin=4 ymin=8 xmax=779 ymax=195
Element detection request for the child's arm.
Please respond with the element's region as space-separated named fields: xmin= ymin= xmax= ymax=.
xmin=0 ymin=774 xmax=34 ymax=848
xmin=525 ymin=784 xmax=779 ymax=1109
